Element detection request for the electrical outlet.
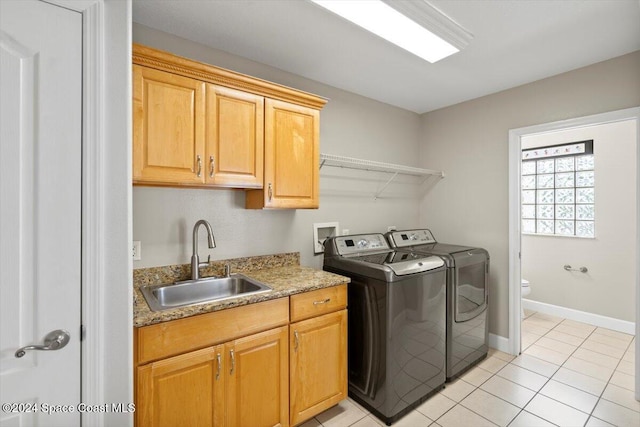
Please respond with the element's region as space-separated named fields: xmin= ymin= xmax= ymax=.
xmin=342 ymin=229 xmax=350 ymax=235
xmin=132 ymin=241 xmax=141 ymax=261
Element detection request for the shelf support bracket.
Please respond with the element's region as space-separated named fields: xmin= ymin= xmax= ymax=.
xmin=374 ymin=172 xmax=398 ymax=199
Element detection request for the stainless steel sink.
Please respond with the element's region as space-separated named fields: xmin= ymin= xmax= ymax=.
xmin=140 ymin=274 xmax=272 ymax=312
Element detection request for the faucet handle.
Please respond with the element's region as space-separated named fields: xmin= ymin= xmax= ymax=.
xmin=198 ymin=254 xmax=211 ymax=268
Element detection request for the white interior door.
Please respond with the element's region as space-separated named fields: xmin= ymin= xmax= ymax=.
xmin=0 ymin=1 xmax=82 ymax=426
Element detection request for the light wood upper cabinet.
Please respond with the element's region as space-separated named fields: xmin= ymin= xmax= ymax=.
xmin=132 ymin=44 xmax=326 ymax=205
xmin=133 ymin=65 xmax=205 ymax=185
xmin=132 ymin=68 xmax=264 ymax=188
xmin=246 ymin=99 xmax=320 ymax=209
xmin=206 ymin=85 xmax=264 ymax=188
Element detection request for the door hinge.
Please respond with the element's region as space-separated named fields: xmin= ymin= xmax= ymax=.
xmin=80 ymin=324 xmax=86 ymax=341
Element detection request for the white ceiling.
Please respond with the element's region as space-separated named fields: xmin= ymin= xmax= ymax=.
xmin=132 ymin=0 xmax=640 ymax=114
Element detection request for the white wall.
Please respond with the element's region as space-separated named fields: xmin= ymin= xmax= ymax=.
xmin=419 ymin=51 xmax=640 ymax=338
xmin=103 ymin=0 xmax=132 ymax=425
xmin=521 ymin=120 xmax=637 ymax=322
xmin=132 ymin=24 xmax=424 ymax=269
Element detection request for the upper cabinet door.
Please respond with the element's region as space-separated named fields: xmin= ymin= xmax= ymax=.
xmin=249 ymin=99 xmax=319 ymax=209
xmin=133 ymin=65 xmax=205 ymax=185
xmin=206 ymin=85 xmax=264 ymax=188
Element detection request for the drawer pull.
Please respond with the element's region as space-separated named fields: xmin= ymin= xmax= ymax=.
xmin=313 ymin=298 xmax=331 ymax=306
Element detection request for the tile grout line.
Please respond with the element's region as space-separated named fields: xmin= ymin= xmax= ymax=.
xmin=585 ymin=332 xmax=638 ymax=422
xmin=508 ymin=317 xmax=593 ymax=426
xmin=518 ymin=317 xmax=636 ymax=425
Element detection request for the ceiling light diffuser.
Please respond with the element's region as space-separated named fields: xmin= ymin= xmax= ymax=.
xmin=311 ymin=0 xmax=460 ymax=63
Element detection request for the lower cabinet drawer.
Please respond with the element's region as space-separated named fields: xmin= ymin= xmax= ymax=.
xmin=290 ymin=284 xmax=347 ymax=322
xmin=136 ymin=297 xmax=289 ymax=364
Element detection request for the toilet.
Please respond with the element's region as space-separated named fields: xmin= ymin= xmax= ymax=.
xmin=521 ymin=279 xmax=531 ymax=318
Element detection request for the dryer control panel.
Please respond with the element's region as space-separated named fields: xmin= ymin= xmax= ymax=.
xmin=387 ymin=229 xmax=437 ymax=248
xmin=331 ymin=234 xmax=390 ymax=255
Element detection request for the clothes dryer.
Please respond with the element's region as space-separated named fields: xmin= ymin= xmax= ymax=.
xmin=386 ymin=229 xmax=489 ymax=381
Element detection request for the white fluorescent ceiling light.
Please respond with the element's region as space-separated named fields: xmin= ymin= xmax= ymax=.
xmin=311 ymin=0 xmax=466 ymax=63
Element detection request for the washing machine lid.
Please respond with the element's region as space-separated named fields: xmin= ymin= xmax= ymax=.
xmin=346 ymin=251 xmax=444 ymax=276
xmin=323 ymin=234 xmax=444 ymax=279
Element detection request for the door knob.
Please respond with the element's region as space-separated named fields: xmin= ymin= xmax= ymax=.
xmin=15 ymin=329 xmax=70 ymax=358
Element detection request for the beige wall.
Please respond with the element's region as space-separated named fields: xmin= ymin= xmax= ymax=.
xmin=132 ymin=24 xmax=424 ymax=269
xmin=132 ymin=22 xmax=639 ymax=337
xmin=419 ymin=51 xmax=640 ymax=338
xmin=521 ymin=120 xmax=637 ymax=322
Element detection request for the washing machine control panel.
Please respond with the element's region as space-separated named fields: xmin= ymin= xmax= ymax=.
xmin=333 ymin=234 xmax=390 ymax=255
xmin=388 ymin=229 xmax=437 ymax=248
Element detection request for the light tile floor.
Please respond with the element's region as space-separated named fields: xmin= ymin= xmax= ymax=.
xmin=302 ymin=311 xmax=637 ymax=427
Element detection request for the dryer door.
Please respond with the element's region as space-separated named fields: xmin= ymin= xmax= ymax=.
xmin=453 ymin=250 xmax=488 ymax=322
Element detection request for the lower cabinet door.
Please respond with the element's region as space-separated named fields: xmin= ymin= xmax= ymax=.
xmin=226 ymin=325 xmax=289 ymax=427
xmin=136 ymin=345 xmax=225 ymax=427
xmin=290 ymin=310 xmax=348 ymax=426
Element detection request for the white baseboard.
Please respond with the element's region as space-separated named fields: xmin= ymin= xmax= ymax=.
xmin=489 ymin=333 xmax=511 ymax=353
xmin=523 ymin=299 xmax=636 ymax=335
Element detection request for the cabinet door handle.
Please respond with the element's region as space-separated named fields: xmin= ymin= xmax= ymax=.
xmin=196 ymin=155 xmax=202 ymax=177
xmin=268 ymin=183 xmax=273 ymax=201
xmin=294 ymin=330 xmax=299 ymax=352
xmin=229 ymin=349 xmax=235 ymax=375
xmin=209 ymin=156 xmax=215 ymax=178
xmin=313 ymin=298 xmax=331 ymax=306
xmin=215 ymin=353 xmax=221 ymax=380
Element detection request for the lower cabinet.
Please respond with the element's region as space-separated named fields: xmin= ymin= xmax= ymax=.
xmin=226 ymin=326 xmax=289 ymax=427
xmin=137 ymin=326 xmax=288 ymax=427
xmin=290 ymin=310 xmax=348 ymax=426
xmin=136 ymin=345 xmax=225 ymax=427
xmin=134 ymin=285 xmax=348 ymax=427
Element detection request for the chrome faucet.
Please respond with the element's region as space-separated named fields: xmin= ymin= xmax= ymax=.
xmin=191 ymin=219 xmax=216 ymax=281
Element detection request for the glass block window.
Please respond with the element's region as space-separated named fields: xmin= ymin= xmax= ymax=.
xmin=521 ymin=140 xmax=594 ymax=238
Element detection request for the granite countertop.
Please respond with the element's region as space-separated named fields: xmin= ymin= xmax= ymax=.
xmin=133 ymin=253 xmax=350 ymax=327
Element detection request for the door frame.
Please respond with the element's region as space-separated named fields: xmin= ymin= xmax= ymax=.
xmin=46 ymin=0 xmax=132 ymax=425
xmin=508 ymin=106 xmax=640 ymax=400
